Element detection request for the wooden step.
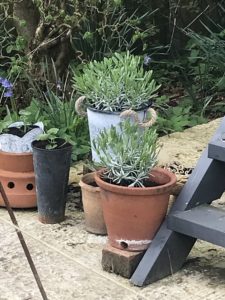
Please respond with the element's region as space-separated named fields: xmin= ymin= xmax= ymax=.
xmin=167 ymin=204 xmax=225 ymax=248
xmin=208 ymin=138 xmax=225 ymax=162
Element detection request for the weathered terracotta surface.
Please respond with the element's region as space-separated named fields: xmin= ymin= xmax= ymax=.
xmin=0 ymin=151 xmax=36 ymax=208
xmin=80 ymin=172 xmax=107 ymax=235
xmin=95 ymin=168 xmax=176 ymax=251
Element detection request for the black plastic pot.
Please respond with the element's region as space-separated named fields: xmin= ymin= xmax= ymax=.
xmin=32 ymin=139 xmax=72 ymax=224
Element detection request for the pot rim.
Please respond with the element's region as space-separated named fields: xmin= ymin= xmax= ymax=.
xmin=79 ymin=172 xmax=100 ymax=192
xmin=95 ymin=167 xmax=177 ymax=196
xmin=0 ymin=150 xmax=33 ymax=156
xmin=31 ymin=139 xmax=72 ymax=152
xmin=87 ymin=105 xmax=151 ymax=115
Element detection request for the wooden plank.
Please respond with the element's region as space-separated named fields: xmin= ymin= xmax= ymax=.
xmin=168 ymin=204 xmax=225 ymax=248
xmin=172 ymin=158 xmax=225 ymax=210
xmin=208 ymin=139 xmax=225 ymax=163
xmin=130 ymin=222 xmax=195 ymax=286
xmin=131 ymin=117 xmax=225 ymax=287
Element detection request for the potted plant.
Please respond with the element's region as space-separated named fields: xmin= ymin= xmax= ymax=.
xmin=79 ymin=172 xmax=107 ymax=235
xmin=0 ymin=77 xmax=43 ymax=208
xmin=32 ymin=128 xmax=73 ymax=224
xmin=93 ymin=120 xmax=176 ymax=251
xmin=73 ymin=52 xmax=160 ymax=161
xmin=0 ymin=121 xmax=44 ymax=208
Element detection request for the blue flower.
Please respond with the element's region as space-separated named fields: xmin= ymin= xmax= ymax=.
xmin=1 ymin=79 xmax=13 ymax=89
xmin=0 ymin=77 xmax=3 ymax=84
xmin=3 ymin=89 xmax=13 ymax=98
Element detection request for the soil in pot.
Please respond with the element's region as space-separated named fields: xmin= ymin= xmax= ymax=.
xmin=2 ymin=125 xmax=38 ymax=137
xmin=80 ymin=172 xmax=107 ymax=235
xmin=33 ymin=139 xmax=70 ymax=150
xmin=95 ymin=168 xmax=176 ymax=251
xmin=103 ymin=177 xmax=160 ymax=187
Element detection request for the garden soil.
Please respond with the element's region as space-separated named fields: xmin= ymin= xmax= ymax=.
xmin=1 ymin=117 xmax=225 ymax=300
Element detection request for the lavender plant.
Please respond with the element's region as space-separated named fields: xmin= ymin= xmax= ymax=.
xmin=72 ymin=52 xmax=160 ymax=112
xmin=93 ymin=120 xmax=160 ymax=187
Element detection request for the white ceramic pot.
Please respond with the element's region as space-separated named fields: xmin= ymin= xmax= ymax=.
xmin=87 ymin=107 xmax=148 ymax=162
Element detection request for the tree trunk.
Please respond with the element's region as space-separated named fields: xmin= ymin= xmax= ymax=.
xmin=13 ymin=0 xmax=40 ymax=47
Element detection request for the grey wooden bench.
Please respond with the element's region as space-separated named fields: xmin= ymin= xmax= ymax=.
xmin=131 ymin=117 xmax=225 ymax=286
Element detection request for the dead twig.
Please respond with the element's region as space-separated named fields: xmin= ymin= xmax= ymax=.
xmin=0 ymin=182 xmax=48 ymax=300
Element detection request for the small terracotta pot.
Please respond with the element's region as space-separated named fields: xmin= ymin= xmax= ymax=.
xmin=95 ymin=167 xmax=176 ymax=251
xmin=0 ymin=151 xmax=36 ymax=208
xmin=79 ymin=173 xmax=107 ymax=235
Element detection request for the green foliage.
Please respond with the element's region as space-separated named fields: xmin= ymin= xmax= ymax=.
xmin=72 ymin=2 xmax=157 ymax=62
xmin=93 ymin=120 xmax=160 ymax=187
xmin=0 ymin=93 xmax=90 ymax=160
xmin=0 ymin=98 xmax=44 ymax=136
xmin=0 ymin=115 xmax=15 ymax=133
xmin=151 ymin=23 xmax=225 ymax=122
xmin=73 ymin=52 xmax=160 ymax=112
xmin=18 ymin=92 xmax=90 ymax=161
xmin=183 ymin=27 xmax=225 ymax=115
xmin=154 ymin=96 xmax=207 ymax=135
xmin=39 ymin=89 xmax=90 ymax=160
xmin=0 ymin=12 xmax=28 ymax=78
xmin=0 ymin=0 xmax=157 ymax=114
xmin=1 ymin=0 xmax=224 ymax=146
xmin=37 ymin=128 xmax=74 ymax=150
xmin=156 ymin=105 xmax=206 ymax=135
xmin=19 ymin=99 xmax=43 ymax=124
xmin=0 ymin=91 xmax=90 ymax=159
xmin=186 ymin=33 xmax=223 ymax=92
xmin=9 ymin=59 xmax=91 ymax=161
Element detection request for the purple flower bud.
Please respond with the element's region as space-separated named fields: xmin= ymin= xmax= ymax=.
xmin=0 ymin=77 xmax=3 ymax=84
xmin=1 ymin=79 xmax=13 ymax=89
xmin=56 ymin=81 xmax=62 ymax=91
xmin=3 ymin=89 xmax=13 ymax=98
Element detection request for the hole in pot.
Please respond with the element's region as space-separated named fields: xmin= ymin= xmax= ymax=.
xmin=8 ymin=182 xmax=15 ymax=189
xmin=26 ymin=183 xmax=34 ymax=191
xmin=120 ymin=241 xmax=128 ymax=249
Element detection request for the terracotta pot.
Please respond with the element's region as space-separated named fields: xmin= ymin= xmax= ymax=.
xmin=0 ymin=151 xmax=36 ymax=208
xmin=79 ymin=173 xmax=107 ymax=235
xmin=95 ymin=167 xmax=176 ymax=251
